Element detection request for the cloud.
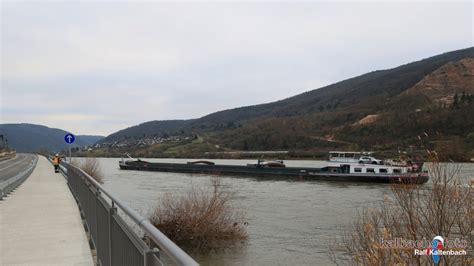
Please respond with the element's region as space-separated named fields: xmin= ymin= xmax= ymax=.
xmin=1 ymin=1 xmax=472 ymax=135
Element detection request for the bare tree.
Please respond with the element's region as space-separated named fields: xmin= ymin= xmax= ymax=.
xmin=149 ymin=177 xmax=247 ymax=252
xmin=75 ymin=157 xmax=104 ymax=184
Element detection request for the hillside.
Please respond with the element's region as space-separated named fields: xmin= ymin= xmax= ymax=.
xmin=215 ymin=56 xmax=474 ymax=159
xmin=94 ymin=47 xmax=474 ymax=160
xmin=0 ymin=123 xmax=104 ymax=152
xmin=195 ymin=47 xmax=474 ymax=127
xmin=104 ymin=120 xmax=190 ymax=142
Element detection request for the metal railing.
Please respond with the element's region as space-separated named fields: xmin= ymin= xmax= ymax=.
xmin=0 ymin=155 xmax=38 ymax=200
xmin=60 ymin=161 xmax=199 ymax=266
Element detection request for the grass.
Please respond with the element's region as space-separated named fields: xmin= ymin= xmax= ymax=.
xmin=149 ymin=177 xmax=247 ymax=252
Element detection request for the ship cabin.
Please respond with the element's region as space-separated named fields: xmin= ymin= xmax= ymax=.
xmin=329 ymin=151 xmax=362 ymax=163
xmin=324 ymin=163 xmax=408 ymax=175
xmin=329 ymin=151 xmax=386 ymax=165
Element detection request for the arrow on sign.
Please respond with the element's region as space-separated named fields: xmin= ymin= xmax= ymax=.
xmin=64 ymin=133 xmax=75 ymax=144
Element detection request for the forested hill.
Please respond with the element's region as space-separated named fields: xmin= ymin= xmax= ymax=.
xmin=195 ymin=47 xmax=474 ymax=127
xmin=96 ymin=47 xmax=474 ymax=160
xmin=0 ymin=123 xmax=104 ymax=152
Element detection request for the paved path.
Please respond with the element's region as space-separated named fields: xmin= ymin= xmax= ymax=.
xmin=0 ymin=156 xmax=94 ymax=265
xmin=0 ymin=154 xmax=36 ymax=182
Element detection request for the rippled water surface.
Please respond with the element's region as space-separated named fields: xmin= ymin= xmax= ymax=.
xmin=92 ymin=158 xmax=473 ymax=265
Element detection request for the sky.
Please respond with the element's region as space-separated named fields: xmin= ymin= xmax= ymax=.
xmin=1 ymin=1 xmax=472 ymax=136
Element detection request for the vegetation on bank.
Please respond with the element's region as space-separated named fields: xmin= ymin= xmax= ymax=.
xmin=149 ymin=177 xmax=247 ymax=252
xmin=72 ymin=157 xmax=104 ymax=184
xmin=330 ymin=151 xmax=473 ymax=265
xmin=72 ymin=139 xmax=474 ymax=163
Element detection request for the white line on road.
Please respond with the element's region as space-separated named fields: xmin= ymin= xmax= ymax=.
xmin=0 ymin=155 xmax=29 ymax=172
xmin=0 ymin=154 xmax=20 ymax=166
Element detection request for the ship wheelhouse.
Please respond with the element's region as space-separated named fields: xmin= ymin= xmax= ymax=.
xmin=347 ymin=164 xmax=406 ymax=174
xmin=329 ymin=151 xmax=361 ymax=163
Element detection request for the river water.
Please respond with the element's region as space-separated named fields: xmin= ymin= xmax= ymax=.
xmin=93 ymin=158 xmax=473 ymax=265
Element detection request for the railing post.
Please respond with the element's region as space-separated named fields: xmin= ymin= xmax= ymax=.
xmin=108 ymin=203 xmax=116 ymax=266
xmin=144 ymin=248 xmax=161 ymax=266
xmin=95 ymin=189 xmax=101 ymax=260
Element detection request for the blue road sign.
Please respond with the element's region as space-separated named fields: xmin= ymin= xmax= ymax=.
xmin=64 ymin=133 xmax=75 ymax=144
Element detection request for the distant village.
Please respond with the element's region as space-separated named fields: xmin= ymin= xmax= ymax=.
xmin=82 ymin=135 xmax=197 ymax=151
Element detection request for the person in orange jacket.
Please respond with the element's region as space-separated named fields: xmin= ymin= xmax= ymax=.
xmin=53 ymin=153 xmax=61 ymax=173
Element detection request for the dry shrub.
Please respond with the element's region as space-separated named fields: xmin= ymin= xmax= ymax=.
xmin=149 ymin=177 xmax=247 ymax=252
xmin=332 ymin=152 xmax=473 ymax=265
xmin=76 ymin=157 xmax=104 ymax=184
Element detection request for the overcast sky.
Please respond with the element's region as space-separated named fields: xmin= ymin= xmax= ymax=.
xmin=1 ymin=1 xmax=472 ymax=136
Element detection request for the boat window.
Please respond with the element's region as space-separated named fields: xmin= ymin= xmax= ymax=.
xmin=393 ymin=169 xmax=401 ymax=174
xmin=354 ymin=167 xmax=362 ymax=173
xmin=379 ymin=168 xmax=388 ymax=173
xmin=367 ymin=168 xmax=375 ymax=173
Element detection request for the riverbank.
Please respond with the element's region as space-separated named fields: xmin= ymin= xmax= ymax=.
xmin=72 ymin=149 xmax=474 ymax=163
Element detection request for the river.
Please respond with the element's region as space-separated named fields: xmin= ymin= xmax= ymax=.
xmin=92 ymin=158 xmax=473 ymax=265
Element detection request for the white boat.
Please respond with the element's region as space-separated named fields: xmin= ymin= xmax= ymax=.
xmin=327 ymin=151 xmax=424 ymax=175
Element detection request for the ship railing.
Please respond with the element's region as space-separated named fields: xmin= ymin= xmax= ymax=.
xmin=59 ymin=160 xmax=198 ymax=266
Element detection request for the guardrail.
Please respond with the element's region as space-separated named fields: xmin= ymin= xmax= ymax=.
xmin=60 ymin=161 xmax=199 ymax=266
xmin=0 ymin=155 xmax=38 ymax=200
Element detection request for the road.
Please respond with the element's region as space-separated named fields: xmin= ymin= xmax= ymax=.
xmin=0 ymin=153 xmax=37 ymax=182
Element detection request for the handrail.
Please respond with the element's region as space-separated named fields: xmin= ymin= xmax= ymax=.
xmin=62 ymin=160 xmax=198 ymax=266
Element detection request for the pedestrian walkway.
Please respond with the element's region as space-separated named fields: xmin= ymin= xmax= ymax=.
xmin=0 ymin=156 xmax=93 ymax=265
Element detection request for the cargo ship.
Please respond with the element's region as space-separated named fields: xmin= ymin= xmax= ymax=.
xmin=118 ymin=152 xmax=429 ymax=184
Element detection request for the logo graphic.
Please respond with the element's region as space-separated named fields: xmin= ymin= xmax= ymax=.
xmin=427 ymin=236 xmax=444 ymax=264
xmin=385 ymin=236 xmax=467 ymax=259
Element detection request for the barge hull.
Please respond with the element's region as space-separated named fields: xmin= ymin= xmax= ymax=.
xmin=119 ymin=161 xmax=429 ymax=184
